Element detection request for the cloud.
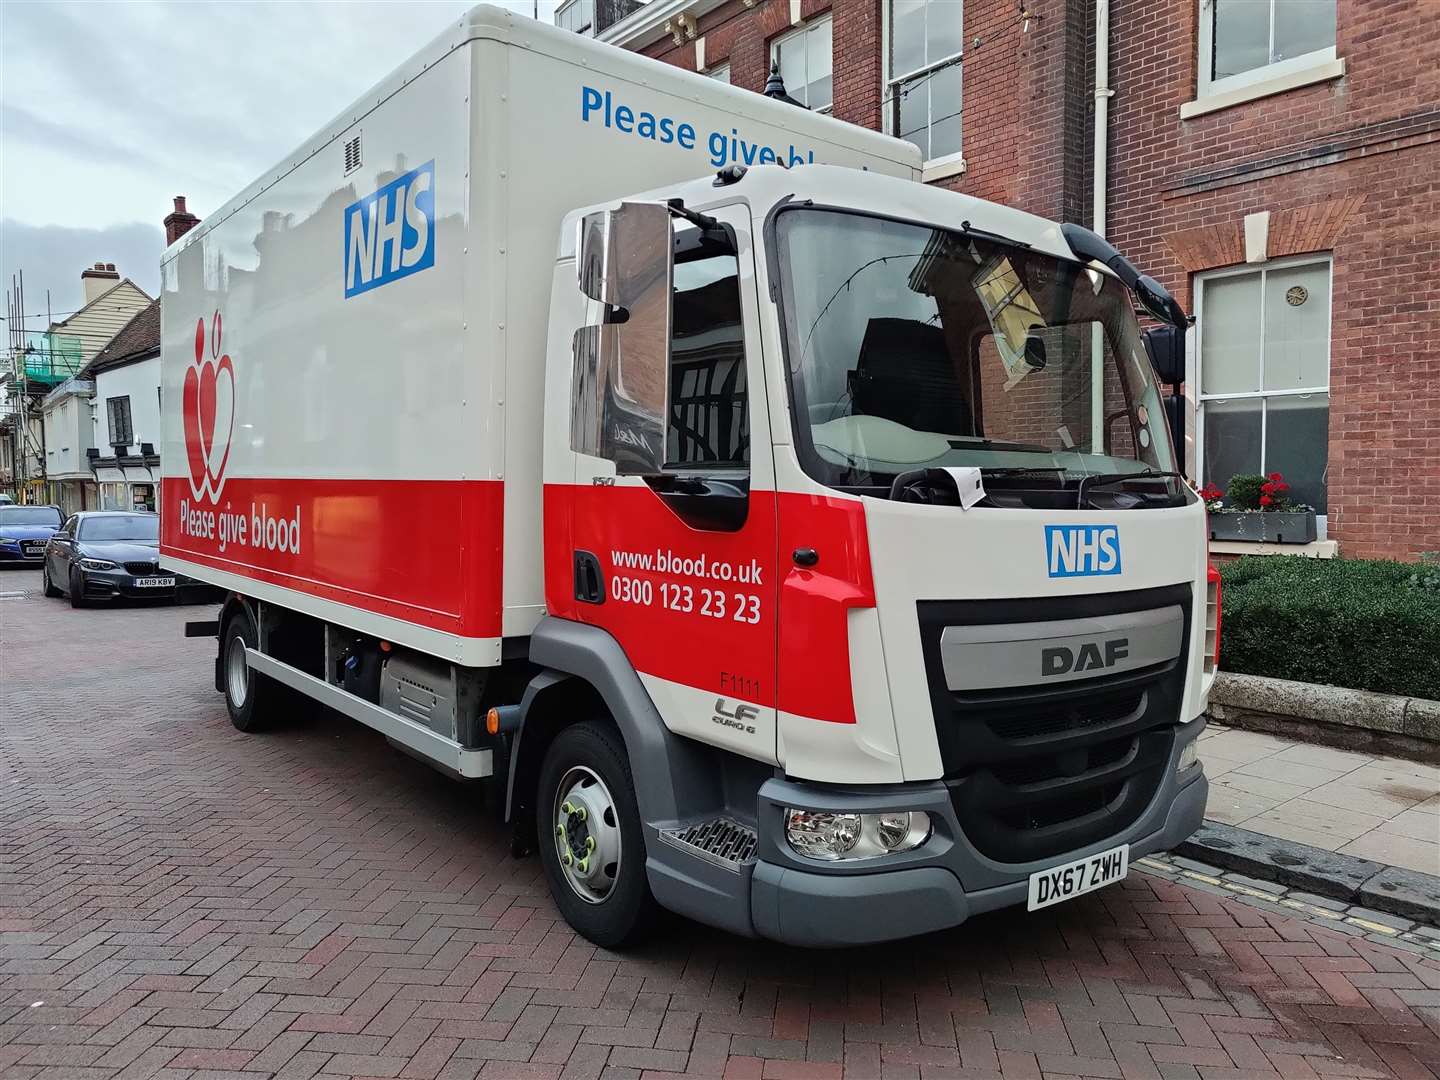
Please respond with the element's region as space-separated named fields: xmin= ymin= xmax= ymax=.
xmin=1 ymin=220 xmax=163 ymax=322
xmin=1 ymin=0 xmax=556 ymax=316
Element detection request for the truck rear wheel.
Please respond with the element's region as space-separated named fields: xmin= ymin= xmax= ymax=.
xmin=221 ymin=609 xmax=284 ymax=733
xmin=537 ymin=721 xmax=656 ymax=948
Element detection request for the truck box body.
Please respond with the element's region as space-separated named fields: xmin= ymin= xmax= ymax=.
xmin=159 ymin=8 xmax=918 ymax=665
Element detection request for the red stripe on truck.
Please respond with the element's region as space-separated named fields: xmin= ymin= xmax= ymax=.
xmin=543 ymin=483 xmax=874 ymax=724
xmin=161 ymin=476 xmax=504 ymax=637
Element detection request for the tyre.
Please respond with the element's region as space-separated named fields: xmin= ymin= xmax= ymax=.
xmin=68 ymin=568 xmax=88 ymax=608
xmin=42 ymin=563 xmax=61 ymax=598
xmin=220 ymin=607 xmax=285 ymax=733
xmin=537 ymin=721 xmax=657 ymax=948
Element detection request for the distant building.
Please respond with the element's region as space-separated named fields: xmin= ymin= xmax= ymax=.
xmin=40 ymin=378 xmax=96 ymax=516
xmin=80 ymin=197 xmax=202 ymax=511
xmin=5 ymin=262 xmax=152 ymax=504
xmin=555 ymin=0 xmax=642 ymax=38
xmin=80 ymin=300 xmax=162 ymax=511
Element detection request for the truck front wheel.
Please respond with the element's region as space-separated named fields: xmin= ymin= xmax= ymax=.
xmin=537 ymin=722 xmax=656 ymax=948
xmin=221 ymin=609 xmax=283 ymax=733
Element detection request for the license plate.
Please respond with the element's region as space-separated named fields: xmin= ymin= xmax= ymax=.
xmin=1027 ymin=844 xmax=1129 ymax=911
xmin=134 ymin=576 xmax=175 ymax=588
xmin=23 ymin=544 xmax=45 ymax=556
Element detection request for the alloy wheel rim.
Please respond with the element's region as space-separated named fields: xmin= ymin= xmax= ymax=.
xmin=226 ymin=635 xmax=250 ymax=708
xmin=552 ymin=765 xmax=621 ymax=904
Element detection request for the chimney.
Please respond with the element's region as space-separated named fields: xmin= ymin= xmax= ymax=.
xmin=164 ymin=195 xmax=200 ymax=246
xmin=80 ymin=262 xmax=120 ymax=304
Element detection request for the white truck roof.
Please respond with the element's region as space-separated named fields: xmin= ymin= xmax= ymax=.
xmin=163 ymin=4 xmax=919 ymax=264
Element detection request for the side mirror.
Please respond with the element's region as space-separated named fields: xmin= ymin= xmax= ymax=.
xmin=571 ymin=201 xmax=673 ymax=476
xmin=1142 ymin=324 xmax=1185 ymax=385
xmin=1135 ymin=275 xmax=1188 ymax=328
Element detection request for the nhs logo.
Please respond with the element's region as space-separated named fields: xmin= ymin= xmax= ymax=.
xmin=1045 ymin=525 xmax=1122 ymax=578
xmin=343 ymin=160 xmax=435 ymax=298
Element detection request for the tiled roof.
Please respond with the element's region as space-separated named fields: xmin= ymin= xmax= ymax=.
xmin=81 ymin=298 xmax=160 ymax=377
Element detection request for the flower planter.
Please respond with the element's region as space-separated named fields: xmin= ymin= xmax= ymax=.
xmin=1208 ymin=509 xmax=1317 ymax=544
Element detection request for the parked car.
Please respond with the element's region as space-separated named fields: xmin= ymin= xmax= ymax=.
xmin=0 ymin=504 xmax=63 ymax=564
xmin=43 ymin=511 xmax=187 ymax=607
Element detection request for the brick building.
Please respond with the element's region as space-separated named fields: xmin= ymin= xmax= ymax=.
xmin=597 ymin=0 xmax=1438 ymax=560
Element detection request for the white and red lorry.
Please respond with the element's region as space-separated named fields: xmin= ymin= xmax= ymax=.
xmin=160 ymin=5 xmax=1217 ymax=947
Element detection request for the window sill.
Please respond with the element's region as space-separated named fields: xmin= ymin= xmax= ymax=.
xmin=1209 ymin=538 xmax=1337 ymax=559
xmin=921 ymin=156 xmax=966 ymax=183
xmin=1181 ymin=57 xmax=1346 ymax=120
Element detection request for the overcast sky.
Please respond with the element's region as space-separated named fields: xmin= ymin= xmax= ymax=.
xmin=1 ymin=0 xmax=562 ymax=325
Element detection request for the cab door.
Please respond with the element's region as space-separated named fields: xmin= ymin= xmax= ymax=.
xmin=556 ymin=202 xmax=781 ymax=765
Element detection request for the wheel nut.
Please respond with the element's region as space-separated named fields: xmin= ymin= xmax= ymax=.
xmin=562 ymin=852 xmax=573 ymax=867
xmin=561 ymin=801 xmax=574 ymax=815
xmin=585 ymin=836 xmax=596 ymax=852
xmin=575 ymin=807 xmax=587 ymax=822
xmin=555 ymin=825 xmax=565 ymax=838
xmin=576 ymin=857 xmax=589 ymax=874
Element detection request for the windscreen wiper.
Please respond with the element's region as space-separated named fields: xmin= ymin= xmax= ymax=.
xmin=1075 ymin=470 xmax=1185 ymax=509
xmin=979 ymin=466 xmax=1067 ymax=477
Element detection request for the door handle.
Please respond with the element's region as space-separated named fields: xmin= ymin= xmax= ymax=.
xmin=792 ymin=547 xmax=819 ymax=567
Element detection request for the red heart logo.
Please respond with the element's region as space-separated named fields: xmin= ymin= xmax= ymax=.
xmin=206 ymin=355 xmax=235 ymax=488
xmin=198 ymin=361 xmax=218 ymax=459
xmin=182 ymin=364 xmax=205 ymax=492
xmin=183 ymin=312 xmax=236 ymax=500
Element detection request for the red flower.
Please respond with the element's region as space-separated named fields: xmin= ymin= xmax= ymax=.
xmin=1261 ymin=481 xmax=1275 ymax=495
xmin=1259 ymin=494 xmax=1273 ymax=507
xmin=1268 ymin=472 xmax=1283 ymax=482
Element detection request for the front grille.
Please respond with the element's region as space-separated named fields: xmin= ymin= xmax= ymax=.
xmin=125 ymin=561 xmax=158 ymax=575
xmin=986 ymin=687 xmax=1145 ymax=742
xmin=918 ymin=584 xmax=1191 ymax=864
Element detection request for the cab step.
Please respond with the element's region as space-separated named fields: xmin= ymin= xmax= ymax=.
xmin=658 ymin=818 xmax=757 ymax=872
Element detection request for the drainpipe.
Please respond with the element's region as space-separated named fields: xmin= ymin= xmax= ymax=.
xmin=1090 ymin=0 xmax=1113 ymax=452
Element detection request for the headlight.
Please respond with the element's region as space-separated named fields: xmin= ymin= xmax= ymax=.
xmin=784 ymin=809 xmax=931 ymax=862
xmin=1177 ymin=740 xmax=1201 ymax=773
xmin=0 ymin=539 xmax=18 ymax=548
xmin=79 ymin=558 xmax=117 ymax=571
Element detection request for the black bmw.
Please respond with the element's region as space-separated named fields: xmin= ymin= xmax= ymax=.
xmin=43 ymin=511 xmax=185 ymax=607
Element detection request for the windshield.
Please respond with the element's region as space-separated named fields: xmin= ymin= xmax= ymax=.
xmin=79 ymin=514 xmax=159 ymax=542
xmin=0 ymin=507 xmax=62 ymax=528
xmin=776 ymin=209 xmax=1176 ymax=495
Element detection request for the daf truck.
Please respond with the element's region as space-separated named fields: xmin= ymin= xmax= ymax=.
xmin=160 ymin=5 xmax=1218 ymax=947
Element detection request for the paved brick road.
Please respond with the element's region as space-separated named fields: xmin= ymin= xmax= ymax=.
xmin=3 ymin=568 xmax=1439 ymax=1080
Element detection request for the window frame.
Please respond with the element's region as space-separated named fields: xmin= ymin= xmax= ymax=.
xmin=708 ymin=63 xmax=731 ymax=84
xmin=1193 ymin=253 xmax=1333 ymax=528
xmin=769 ymin=16 xmax=833 ymax=115
xmin=1196 ymin=0 xmax=1337 ymax=101
xmin=106 ymin=395 xmax=133 ymax=450
xmin=555 ymin=0 xmax=594 ymax=35
xmin=882 ymin=0 xmax=965 ymax=173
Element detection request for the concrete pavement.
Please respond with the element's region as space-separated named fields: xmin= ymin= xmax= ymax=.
xmin=3 ymin=566 xmax=1440 ymax=1080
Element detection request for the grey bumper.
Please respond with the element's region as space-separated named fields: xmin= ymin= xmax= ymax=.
xmin=743 ymin=719 xmax=1209 ymax=947
xmin=749 ymin=768 xmax=1206 ymax=946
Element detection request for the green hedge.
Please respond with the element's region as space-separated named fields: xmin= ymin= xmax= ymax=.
xmin=1220 ymin=555 xmax=1440 ymax=701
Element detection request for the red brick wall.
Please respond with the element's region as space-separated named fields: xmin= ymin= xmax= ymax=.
xmin=1107 ymin=0 xmax=1440 ymax=560
xmin=619 ymin=0 xmax=1439 ymax=559
xmin=633 ymin=0 xmax=1092 ymax=217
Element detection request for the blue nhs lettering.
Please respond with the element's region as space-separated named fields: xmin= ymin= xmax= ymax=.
xmin=343 ymin=160 xmax=435 ymax=298
xmin=1045 ymin=525 xmax=1122 ymax=578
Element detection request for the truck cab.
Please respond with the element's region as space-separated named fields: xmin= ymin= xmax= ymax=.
xmin=531 ymin=163 xmax=1213 ymax=945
